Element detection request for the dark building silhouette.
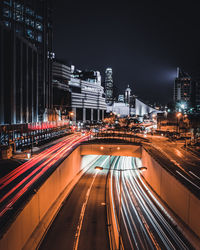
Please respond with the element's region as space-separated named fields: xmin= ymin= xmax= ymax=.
xmin=191 ymin=79 xmax=200 ymax=112
xmin=173 ymin=67 xmax=191 ymax=110
xmin=0 ymin=0 xmax=53 ymax=124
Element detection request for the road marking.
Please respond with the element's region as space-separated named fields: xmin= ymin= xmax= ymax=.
xmin=73 ymin=171 xmax=98 ymax=250
xmin=189 ymin=171 xmax=200 ymax=181
xmin=176 ymin=171 xmax=200 ymax=190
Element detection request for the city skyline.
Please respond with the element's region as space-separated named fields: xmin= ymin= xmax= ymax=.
xmin=53 ymin=1 xmax=200 ymax=104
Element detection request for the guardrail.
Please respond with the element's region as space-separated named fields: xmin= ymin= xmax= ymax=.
xmin=93 ymin=131 xmax=148 ymax=144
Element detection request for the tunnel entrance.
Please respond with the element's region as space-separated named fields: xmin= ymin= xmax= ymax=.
xmin=80 ymin=143 xmax=142 ymax=158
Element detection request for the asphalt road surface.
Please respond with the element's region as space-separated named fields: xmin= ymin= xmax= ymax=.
xmin=39 ymin=155 xmax=110 ymax=250
xmin=144 ymin=135 xmax=200 ymax=197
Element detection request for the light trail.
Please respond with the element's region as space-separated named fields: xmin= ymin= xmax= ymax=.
xmin=111 ymin=156 xmax=191 ymax=249
xmin=0 ymin=134 xmax=76 ymax=186
xmin=176 ymin=171 xmax=200 ymax=190
xmin=0 ymin=134 xmax=90 ymax=217
xmin=0 ymin=138 xmax=78 ymax=203
xmin=189 ymin=171 xmax=200 ymax=181
xmin=0 ymin=135 xmax=78 ymax=189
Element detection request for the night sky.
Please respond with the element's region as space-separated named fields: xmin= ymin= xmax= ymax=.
xmin=53 ymin=1 xmax=200 ymax=105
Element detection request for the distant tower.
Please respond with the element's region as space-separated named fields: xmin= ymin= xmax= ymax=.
xmin=174 ymin=67 xmax=191 ymax=108
xmin=105 ymin=68 xmax=113 ymax=105
xmin=125 ymin=85 xmax=131 ymax=104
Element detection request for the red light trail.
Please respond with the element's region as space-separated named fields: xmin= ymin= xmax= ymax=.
xmin=0 ymin=133 xmax=90 ymax=217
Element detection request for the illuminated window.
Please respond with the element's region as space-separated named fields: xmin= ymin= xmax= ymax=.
xmin=36 ymin=15 xmax=43 ymax=21
xmin=14 ymin=2 xmax=23 ymax=11
xmin=37 ymin=34 xmax=42 ymax=42
xmin=25 ymin=18 xmax=34 ymax=27
xmin=3 ymin=20 xmax=10 ymax=27
xmin=30 ymin=20 xmax=34 ymax=27
xmin=26 ymin=29 xmax=34 ymax=39
xmin=25 ymin=18 xmax=29 ymax=25
xmin=25 ymin=7 xmax=34 ymax=16
xmin=14 ymin=11 xmax=23 ymax=21
xmin=3 ymin=0 xmax=12 ymax=6
xmin=36 ymin=22 xmax=43 ymax=31
xmin=3 ymin=7 xmax=11 ymax=18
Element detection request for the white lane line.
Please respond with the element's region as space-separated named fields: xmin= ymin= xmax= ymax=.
xmin=176 ymin=171 xmax=200 ymax=190
xmin=73 ymin=171 xmax=98 ymax=250
xmin=189 ymin=171 xmax=200 ymax=181
xmin=73 ymin=156 xmax=109 ymax=250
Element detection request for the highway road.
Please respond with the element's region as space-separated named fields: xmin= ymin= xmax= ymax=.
xmin=111 ymin=156 xmax=193 ymax=250
xmin=39 ymin=155 xmax=110 ymax=250
xmin=144 ymin=135 xmax=200 ymax=197
xmin=39 ymin=155 xmax=193 ymax=250
xmin=94 ymin=129 xmax=200 ymax=197
xmin=0 ymin=133 xmax=90 ymax=225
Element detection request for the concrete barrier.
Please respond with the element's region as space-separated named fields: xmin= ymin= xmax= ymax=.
xmin=106 ymin=160 xmax=119 ymax=250
xmin=141 ymin=148 xmax=200 ymax=238
xmin=81 ymin=144 xmax=142 ymax=158
xmin=0 ymin=147 xmax=100 ymax=250
xmin=1 ymin=142 xmax=199 ymax=249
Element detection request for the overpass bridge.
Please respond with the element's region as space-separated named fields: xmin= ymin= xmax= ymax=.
xmin=0 ymin=134 xmax=200 ymax=250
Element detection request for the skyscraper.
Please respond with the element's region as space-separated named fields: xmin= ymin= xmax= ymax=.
xmin=0 ymin=0 xmax=53 ymax=124
xmin=105 ymin=68 xmax=113 ymax=105
xmin=174 ymin=67 xmax=191 ymax=110
xmin=125 ymin=85 xmax=131 ymax=104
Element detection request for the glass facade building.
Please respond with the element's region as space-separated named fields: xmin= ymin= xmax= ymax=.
xmin=174 ymin=68 xmax=191 ymax=110
xmin=0 ymin=0 xmax=53 ymax=124
xmin=105 ymin=68 xmax=113 ymax=105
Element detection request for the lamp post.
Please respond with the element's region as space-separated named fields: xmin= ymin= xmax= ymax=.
xmin=95 ymin=164 xmax=147 ymax=249
xmin=176 ymin=112 xmax=182 ymax=135
xmin=69 ymin=112 xmax=74 ymax=121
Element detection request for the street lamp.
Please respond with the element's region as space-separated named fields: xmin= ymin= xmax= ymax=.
xmin=95 ymin=164 xmax=147 ymax=249
xmin=68 ymin=112 xmax=74 ymax=125
xmin=176 ymin=112 xmax=182 ymax=134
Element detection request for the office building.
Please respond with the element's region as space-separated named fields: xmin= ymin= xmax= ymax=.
xmin=173 ymin=67 xmax=191 ymax=110
xmin=69 ymin=68 xmax=106 ymax=123
xmin=0 ymin=0 xmax=53 ymax=124
xmin=191 ymin=80 xmax=200 ymax=112
xmin=125 ymin=85 xmax=131 ymax=104
xmin=52 ymin=60 xmax=72 ymax=120
xmin=105 ymin=68 xmax=113 ymax=105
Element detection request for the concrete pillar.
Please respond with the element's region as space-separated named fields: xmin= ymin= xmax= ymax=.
xmin=91 ymin=108 xmax=93 ymax=121
xmin=26 ymin=44 xmax=29 ymax=123
xmin=11 ymin=32 xmax=16 ymax=124
xmin=72 ymin=107 xmax=76 ymax=124
xmin=83 ymin=108 xmax=86 ymax=122
xmin=0 ymin=27 xmax=4 ymax=124
xmin=97 ymin=109 xmax=100 ymax=121
xmin=31 ymin=49 xmax=34 ymax=123
xmin=102 ymin=110 xmax=104 ymax=120
xmin=35 ymin=53 xmax=39 ymax=122
xmin=20 ymin=41 xmax=23 ymax=123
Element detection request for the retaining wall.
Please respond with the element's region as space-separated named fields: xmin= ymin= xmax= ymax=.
xmin=1 ymin=143 xmax=200 ymax=249
xmin=0 ymin=147 xmax=99 ymax=250
xmin=141 ymin=148 xmax=200 ymax=238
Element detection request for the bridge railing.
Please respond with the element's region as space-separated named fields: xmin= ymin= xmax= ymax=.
xmin=92 ymin=130 xmax=148 ymax=144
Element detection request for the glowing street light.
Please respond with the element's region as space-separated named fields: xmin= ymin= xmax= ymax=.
xmin=176 ymin=112 xmax=182 ymax=134
xmin=94 ymin=166 xmax=147 ymax=172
